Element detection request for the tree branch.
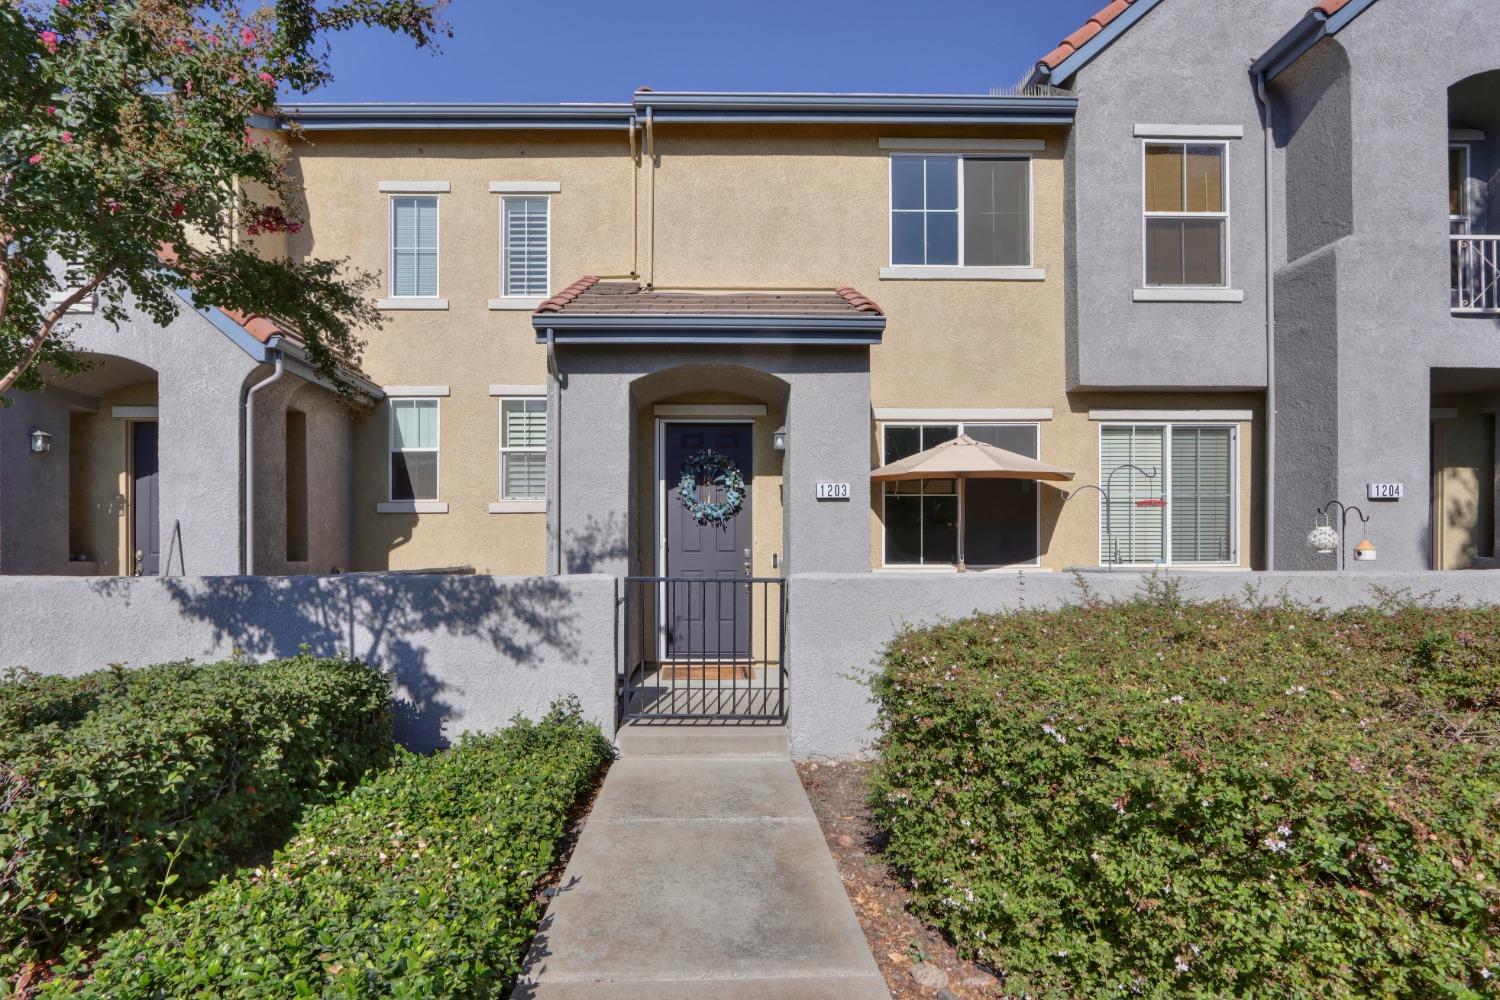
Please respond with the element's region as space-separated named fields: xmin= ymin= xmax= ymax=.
xmin=0 ymin=264 xmax=118 ymax=398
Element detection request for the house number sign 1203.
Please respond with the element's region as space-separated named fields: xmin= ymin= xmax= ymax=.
xmin=816 ymin=482 xmax=851 ymax=500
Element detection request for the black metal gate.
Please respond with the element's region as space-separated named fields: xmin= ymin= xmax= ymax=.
xmin=618 ymin=576 xmax=786 ymax=723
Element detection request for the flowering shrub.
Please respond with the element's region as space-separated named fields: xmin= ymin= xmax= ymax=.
xmin=1 ymin=656 xmax=391 ymax=968
xmin=56 ymin=702 xmax=611 ymax=999
xmin=870 ymin=589 xmax=1500 ymax=998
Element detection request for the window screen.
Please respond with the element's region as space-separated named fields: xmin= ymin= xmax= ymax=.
xmin=391 ymin=197 xmax=438 ymax=297
xmin=963 ymin=158 xmax=1030 ymax=267
xmin=1169 ymin=426 xmax=1233 ymax=563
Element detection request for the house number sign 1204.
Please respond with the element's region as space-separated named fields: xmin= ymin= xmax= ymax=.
xmin=1366 ymin=482 xmax=1404 ymax=501
xmin=815 ymin=482 xmax=851 ymax=500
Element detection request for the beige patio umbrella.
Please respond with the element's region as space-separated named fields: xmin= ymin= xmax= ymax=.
xmin=871 ymin=434 xmax=1075 ymax=571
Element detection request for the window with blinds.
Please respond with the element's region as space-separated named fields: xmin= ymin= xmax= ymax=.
xmin=1143 ymin=143 xmax=1228 ymax=287
xmin=390 ymin=398 xmax=439 ymax=501
xmin=890 ymin=154 xmax=1032 ymax=267
xmin=502 ymin=196 xmax=550 ymax=297
xmin=390 ymin=196 xmax=439 ymax=297
xmin=1100 ymin=424 xmax=1235 ymax=565
xmin=500 ymin=398 xmax=547 ymax=500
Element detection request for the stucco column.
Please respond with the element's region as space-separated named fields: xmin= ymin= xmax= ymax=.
xmin=549 ymin=357 xmax=632 ymax=576
xmin=780 ymin=359 xmax=871 ymax=576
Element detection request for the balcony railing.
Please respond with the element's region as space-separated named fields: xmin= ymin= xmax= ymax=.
xmin=1452 ymin=235 xmax=1500 ymax=314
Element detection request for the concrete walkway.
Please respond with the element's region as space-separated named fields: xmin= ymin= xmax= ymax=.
xmin=512 ymin=727 xmax=889 ymax=999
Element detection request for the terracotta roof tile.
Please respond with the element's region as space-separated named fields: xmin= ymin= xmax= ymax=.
xmin=535 ymin=279 xmax=884 ymax=317
xmin=1039 ymin=0 xmax=1142 ymax=70
xmin=1313 ymin=0 xmax=1351 ymax=13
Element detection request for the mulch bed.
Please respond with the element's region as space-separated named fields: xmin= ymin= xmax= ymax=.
xmin=796 ymin=760 xmax=1000 ymax=998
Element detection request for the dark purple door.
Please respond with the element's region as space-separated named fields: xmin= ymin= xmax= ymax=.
xmin=132 ymin=421 xmax=159 ymax=576
xmin=663 ymin=422 xmax=752 ymax=659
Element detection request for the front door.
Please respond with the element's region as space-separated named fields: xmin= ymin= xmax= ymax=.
xmin=131 ymin=421 xmax=160 ymax=575
xmin=662 ymin=422 xmax=752 ymax=659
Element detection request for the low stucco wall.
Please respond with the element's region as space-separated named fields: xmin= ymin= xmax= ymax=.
xmin=785 ymin=570 xmax=1500 ymax=759
xmin=0 ymin=573 xmax=616 ymax=751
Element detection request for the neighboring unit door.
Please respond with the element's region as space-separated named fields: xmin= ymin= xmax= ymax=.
xmin=662 ymin=422 xmax=752 ymax=659
xmin=132 ymin=421 xmax=160 ymax=576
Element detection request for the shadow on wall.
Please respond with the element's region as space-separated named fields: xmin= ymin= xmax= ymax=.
xmin=563 ymin=512 xmax=630 ymax=574
xmin=87 ymin=573 xmax=584 ymax=750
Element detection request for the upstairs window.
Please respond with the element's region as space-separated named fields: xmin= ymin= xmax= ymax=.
xmin=499 ymin=397 xmax=547 ymax=500
xmin=389 ymin=398 xmax=439 ymax=502
xmin=390 ymin=196 xmax=439 ymax=298
xmin=1143 ymin=143 xmax=1227 ymax=286
xmin=1449 ymin=144 xmax=1471 ymax=235
xmin=502 ymin=195 xmax=550 ymax=297
xmin=890 ymin=155 xmax=1031 ymax=267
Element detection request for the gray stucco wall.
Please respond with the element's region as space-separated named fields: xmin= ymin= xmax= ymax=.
xmin=786 ymin=569 xmax=1500 ymax=758
xmin=1065 ymin=0 xmax=1305 ymax=390
xmin=549 ymin=344 xmax=872 ymax=577
xmin=0 ymin=573 xmax=617 ymax=751
xmin=0 ymin=295 xmax=257 ymax=575
xmin=1266 ymin=0 xmax=1500 ymax=570
xmin=251 ymin=378 xmax=355 ymax=575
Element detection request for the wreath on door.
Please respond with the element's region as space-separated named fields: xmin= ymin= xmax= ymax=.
xmin=677 ymin=449 xmax=747 ymax=527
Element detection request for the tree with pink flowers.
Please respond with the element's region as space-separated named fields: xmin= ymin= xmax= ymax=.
xmin=0 ymin=0 xmax=448 ymax=396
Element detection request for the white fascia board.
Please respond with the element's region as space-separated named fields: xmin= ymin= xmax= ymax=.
xmin=378 ymin=180 xmax=451 ymax=193
xmin=1133 ymin=124 xmax=1244 ymax=139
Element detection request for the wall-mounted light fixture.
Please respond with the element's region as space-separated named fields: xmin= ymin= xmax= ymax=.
xmin=772 ymin=425 xmax=788 ymax=452
xmin=29 ymin=428 xmax=52 ymax=454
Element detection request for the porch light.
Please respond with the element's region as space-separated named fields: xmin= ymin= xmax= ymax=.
xmin=29 ymin=427 xmax=52 ymax=454
xmin=772 ymin=426 xmax=787 ymax=452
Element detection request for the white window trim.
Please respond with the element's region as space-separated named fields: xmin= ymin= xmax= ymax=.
xmin=1133 ymin=124 xmax=1244 ymax=140
xmin=874 ymin=407 xmax=1053 ymax=422
xmin=488 ymin=384 xmax=545 ymax=397
xmin=498 ymin=396 xmax=547 ymax=504
xmin=1088 ymin=408 xmax=1253 ymax=421
xmin=1096 ymin=421 xmax=1240 ymax=568
xmin=1132 ymin=287 xmax=1244 ymax=302
xmin=498 ymin=193 xmax=552 ymax=300
xmin=387 ymin=397 xmax=440 ymax=506
xmin=887 ymin=152 xmax=1036 ymax=271
xmin=378 ymin=181 xmax=450 ymax=193
xmin=877 ymin=419 xmax=1043 ymax=570
xmin=879 ymin=137 xmax=1046 ymax=152
xmin=1450 ymin=142 xmax=1472 ymax=234
xmin=489 ymin=180 xmax=561 ymax=194
xmin=1140 ymin=139 xmax=1232 ymax=291
xmin=384 ymin=385 xmax=450 ymax=397
xmin=387 ymin=193 xmax=441 ymax=302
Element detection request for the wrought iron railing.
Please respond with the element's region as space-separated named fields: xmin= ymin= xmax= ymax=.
xmin=618 ymin=576 xmax=786 ymax=723
xmin=1452 ymin=235 xmax=1500 ymax=314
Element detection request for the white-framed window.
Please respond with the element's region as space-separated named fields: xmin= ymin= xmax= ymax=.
xmin=47 ymin=257 xmax=95 ymax=313
xmin=880 ymin=421 xmax=1040 ymax=567
xmin=389 ymin=195 xmax=439 ymax=298
xmin=889 ymin=154 xmax=1032 ymax=268
xmin=499 ymin=397 xmax=547 ymax=500
xmin=389 ymin=397 xmax=439 ymax=502
xmin=1143 ymin=142 xmax=1229 ymax=287
xmin=501 ymin=195 xmax=550 ymax=298
xmin=1449 ymin=143 xmax=1472 ymax=235
xmin=1098 ymin=423 xmax=1237 ymax=566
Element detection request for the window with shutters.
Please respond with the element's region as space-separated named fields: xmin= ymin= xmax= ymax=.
xmin=500 ymin=398 xmax=547 ymax=501
xmin=502 ymin=196 xmax=550 ymax=298
xmin=389 ymin=196 xmax=439 ymax=298
xmin=1143 ymin=142 xmax=1228 ymax=287
xmin=1099 ymin=424 xmax=1236 ymax=566
xmin=890 ymin=155 xmax=1031 ymax=268
xmin=881 ymin=422 xmax=1040 ymax=567
xmin=389 ymin=398 xmax=439 ymax=502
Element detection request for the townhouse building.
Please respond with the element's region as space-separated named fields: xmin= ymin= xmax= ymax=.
xmin=1 ymin=0 xmax=1494 ymax=592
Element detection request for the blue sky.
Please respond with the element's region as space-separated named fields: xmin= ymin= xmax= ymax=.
xmin=304 ymin=0 xmax=1104 ymax=103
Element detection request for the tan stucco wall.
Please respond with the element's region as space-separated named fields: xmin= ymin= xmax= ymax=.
xmin=290 ymin=122 xmax=1265 ymax=573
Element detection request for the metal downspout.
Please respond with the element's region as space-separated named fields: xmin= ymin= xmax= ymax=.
xmin=243 ymin=353 xmax=284 ymax=574
xmin=629 ymin=116 xmax=640 ymax=278
xmin=645 ymin=105 xmax=655 ymax=288
xmin=546 ymin=328 xmax=562 ymax=574
xmin=1256 ymin=71 xmax=1277 ymax=571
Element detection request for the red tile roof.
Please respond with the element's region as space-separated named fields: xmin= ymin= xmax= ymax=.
xmin=1038 ymin=0 xmax=1354 ymax=74
xmin=1038 ymin=0 xmax=1140 ymax=71
xmin=535 ymin=278 xmax=884 ymax=317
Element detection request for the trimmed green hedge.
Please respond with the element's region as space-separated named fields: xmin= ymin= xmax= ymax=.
xmin=58 ymin=701 xmax=611 ymax=998
xmin=870 ymin=592 xmax=1500 ymax=998
xmin=2 ymin=656 xmax=391 ymax=966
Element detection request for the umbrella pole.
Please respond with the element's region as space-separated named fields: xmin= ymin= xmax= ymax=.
xmin=957 ymin=476 xmax=967 ymax=573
